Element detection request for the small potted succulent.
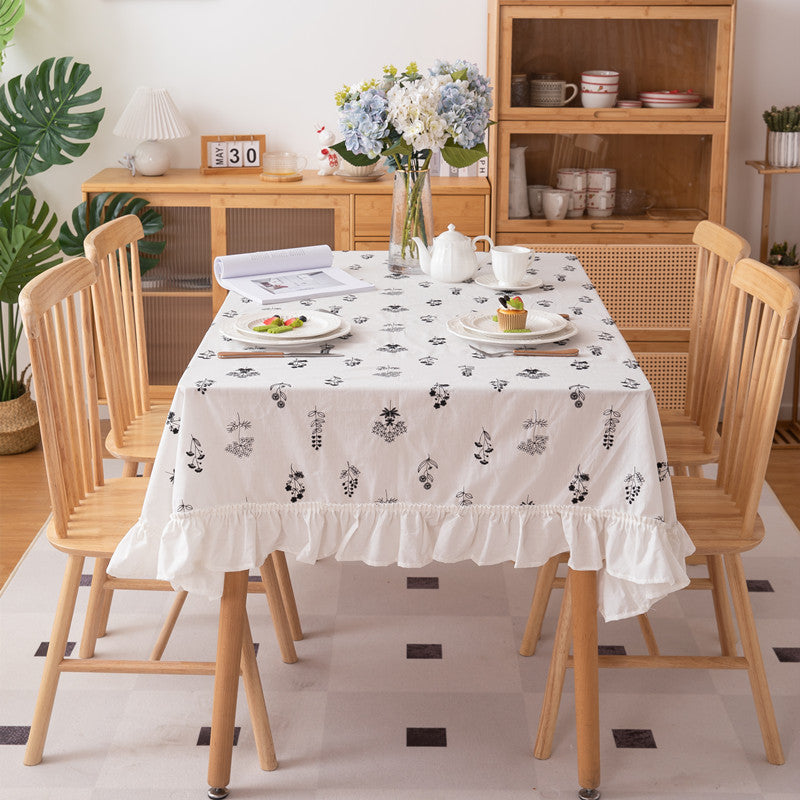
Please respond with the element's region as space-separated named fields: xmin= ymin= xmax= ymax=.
xmin=763 ymin=105 xmax=800 ymax=168
xmin=766 ymin=241 xmax=799 ymax=286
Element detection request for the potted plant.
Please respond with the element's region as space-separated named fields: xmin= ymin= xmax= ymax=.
xmin=767 ymin=241 xmax=800 ymax=286
xmin=0 ymin=46 xmax=105 ymax=452
xmin=763 ymin=104 xmax=800 ymax=168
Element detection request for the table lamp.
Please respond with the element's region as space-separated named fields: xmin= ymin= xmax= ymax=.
xmin=113 ymin=87 xmax=190 ymax=176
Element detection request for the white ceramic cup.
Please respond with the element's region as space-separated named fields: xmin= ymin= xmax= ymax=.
xmin=556 ymin=168 xmax=587 ymax=192
xmin=491 ymin=245 xmax=531 ymax=286
xmin=580 ymin=70 xmax=619 ymax=109
xmin=542 ymin=188 xmax=570 ymax=220
xmin=263 ymin=151 xmax=308 ymax=175
xmin=581 ymin=70 xmax=620 ymax=87
xmin=530 ymin=78 xmax=579 ymax=108
xmin=587 ymin=190 xmax=615 ymax=218
xmin=527 ymin=184 xmax=551 ymax=217
xmin=580 ymin=88 xmax=618 ymax=108
xmin=587 ymin=168 xmax=617 ymax=192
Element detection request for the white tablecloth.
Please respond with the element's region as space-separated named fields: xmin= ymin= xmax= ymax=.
xmin=109 ymin=251 xmax=693 ymax=621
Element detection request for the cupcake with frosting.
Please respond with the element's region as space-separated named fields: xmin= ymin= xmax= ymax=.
xmin=497 ymin=295 xmax=528 ymax=332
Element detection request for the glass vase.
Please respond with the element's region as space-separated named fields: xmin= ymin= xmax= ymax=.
xmin=388 ymin=168 xmax=433 ymax=273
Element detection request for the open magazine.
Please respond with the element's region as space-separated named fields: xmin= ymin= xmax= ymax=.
xmin=213 ymin=245 xmax=374 ymax=303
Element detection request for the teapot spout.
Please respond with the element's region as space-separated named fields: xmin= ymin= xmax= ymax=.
xmin=412 ymin=237 xmax=432 ymax=274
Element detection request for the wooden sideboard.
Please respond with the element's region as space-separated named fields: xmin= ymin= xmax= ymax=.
xmin=81 ymin=168 xmax=490 ymax=388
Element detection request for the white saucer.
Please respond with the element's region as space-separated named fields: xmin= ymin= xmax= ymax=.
xmin=473 ymin=272 xmax=543 ymax=291
xmin=334 ymin=170 xmax=386 ymax=182
xmin=234 ymin=310 xmax=341 ymax=339
xmin=459 ymin=311 xmax=568 ymax=339
xmin=446 ymin=317 xmax=577 ymax=347
xmin=220 ymin=316 xmax=351 ymax=347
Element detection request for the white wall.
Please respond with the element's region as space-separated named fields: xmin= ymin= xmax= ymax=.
xmin=4 ymin=0 xmax=800 ymax=405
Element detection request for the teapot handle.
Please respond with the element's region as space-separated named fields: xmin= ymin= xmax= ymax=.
xmin=471 ymin=234 xmax=494 ymax=252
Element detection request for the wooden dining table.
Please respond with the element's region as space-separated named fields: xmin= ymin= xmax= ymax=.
xmin=109 ymin=250 xmax=694 ymax=798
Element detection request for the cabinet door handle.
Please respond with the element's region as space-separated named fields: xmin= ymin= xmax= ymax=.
xmin=590 ymin=221 xmax=625 ymax=230
xmin=593 ymin=110 xmax=630 ymax=119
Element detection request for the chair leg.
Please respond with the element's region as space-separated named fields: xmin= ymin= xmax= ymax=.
xmin=534 ymin=571 xmax=573 ymax=760
xmin=121 ymin=460 xmax=139 ymax=478
xmin=96 ymin=585 xmax=114 ymax=638
xmin=520 ymin=554 xmax=564 ymax=656
xmin=143 ymin=461 xmax=154 ymax=478
xmin=271 ymin=551 xmax=302 ymax=641
xmin=240 ymin=613 xmax=278 ymax=771
xmin=259 ymin=557 xmax=298 ymax=664
xmin=637 ymin=613 xmax=660 ymax=656
xmin=80 ymin=557 xmax=110 ymax=658
xmin=150 ymin=591 xmax=189 ymax=661
xmin=24 ymin=555 xmax=84 ymax=766
xmin=724 ymin=554 xmax=785 ymax=765
xmin=706 ymin=555 xmax=738 ymax=656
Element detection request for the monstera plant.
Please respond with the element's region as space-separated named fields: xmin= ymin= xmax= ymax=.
xmin=0 ymin=54 xmax=104 ymax=403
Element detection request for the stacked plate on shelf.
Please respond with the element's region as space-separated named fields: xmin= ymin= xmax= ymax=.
xmin=219 ymin=310 xmax=351 ymax=347
xmin=447 ymin=310 xmax=577 ymax=347
xmin=639 ymin=91 xmax=702 ymax=109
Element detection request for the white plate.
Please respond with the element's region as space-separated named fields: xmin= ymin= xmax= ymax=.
xmin=334 ymin=170 xmax=386 ymax=183
xmin=220 ymin=316 xmax=351 ymax=347
xmin=642 ymin=100 xmax=701 ymax=108
xmin=446 ymin=317 xmax=578 ymax=347
xmin=234 ymin=310 xmax=341 ymax=339
xmin=473 ymin=272 xmax=543 ymax=291
xmin=459 ymin=311 xmax=567 ymax=338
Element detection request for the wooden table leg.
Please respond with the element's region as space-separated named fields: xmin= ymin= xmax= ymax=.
xmin=207 ymin=570 xmax=249 ymax=800
xmin=759 ymin=172 xmax=773 ymax=262
xmin=569 ymin=568 xmax=601 ymax=800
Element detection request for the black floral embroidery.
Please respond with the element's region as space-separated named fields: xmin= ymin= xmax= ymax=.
xmin=474 ymin=428 xmax=493 ymax=465
xmin=427 ymin=298 xmax=443 ymax=306
xmin=381 ymin=322 xmax=404 ymax=332
xmin=460 ymin=365 xmax=474 ymax=377
xmin=220 ymin=309 xmax=238 ymax=318
xmin=621 ymin=377 xmax=641 ymax=389
xmin=419 ymin=281 xmax=433 ymax=288
xmin=657 ymin=461 xmax=670 ymax=481
xmin=177 ymin=499 xmax=193 ymax=512
xmin=353 ymin=315 xmax=369 ymax=324
xmin=344 ymin=357 xmax=362 ymax=367
xmin=624 ymin=468 xmax=645 ymax=504
xmin=165 ymin=411 xmax=181 ymax=434
xmin=285 ymin=465 xmax=305 ymax=502
xmin=225 ymin=414 xmax=254 ymax=458
xmin=556 ymin=273 xmax=566 ymax=282
xmin=518 ymin=411 xmax=549 ymax=456
xmin=287 ymin=358 xmax=309 ymax=368
xmin=197 ymin=349 xmax=215 ymax=360
xmin=602 ymin=407 xmax=621 ymax=449
xmin=598 ymin=331 xmax=614 ymax=342
xmin=375 ymin=490 xmax=398 ymax=503
xmin=569 ymin=465 xmax=590 ymax=503
xmin=491 ymin=378 xmax=508 ymax=393
xmin=456 ymin=489 xmax=473 ymax=506
xmin=601 ymin=317 xmax=616 ymax=326
xmin=430 ymin=383 xmax=450 ymax=408
xmin=588 ymin=345 xmax=603 ymax=356
xmin=167 ymin=469 xmax=175 ymax=484
xmin=517 ymin=367 xmax=550 ymax=380
xmin=520 ymin=495 xmax=536 ymax=505
xmin=417 ymin=455 xmax=438 ymax=490
xmin=373 ymin=407 xmax=407 ymax=442
xmin=382 ymin=287 xmax=404 ymax=296
xmin=270 ymin=382 xmax=291 ymax=408
xmin=195 ymin=378 xmax=214 ymax=395
xmin=536 ymin=299 xmax=553 ymax=308
xmin=450 ymin=287 xmax=463 ymax=295
xmin=570 ymin=360 xmax=590 ymax=370
xmin=186 ymin=436 xmax=205 ymax=473
xmin=227 ymin=367 xmax=260 ymax=379
xmin=374 ymin=365 xmax=402 ymax=378
xmin=623 ymin=358 xmax=640 ymax=370
xmin=308 ymin=408 xmax=325 ymax=450
xmin=340 ymin=462 xmax=360 ymax=497
xmin=419 ymin=356 xmax=437 ymax=366
xmin=324 ymin=376 xmax=343 ymax=386
xmin=578 ymin=295 xmax=594 ymax=304
xmin=474 ymin=296 xmax=490 ymax=304
xmin=569 ymin=384 xmax=588 ymax=408
xmin=541 ymin=284 xmax=555 ymax=292
xmin=419 ymin=314 xmax=436 ymax=322
xmin=378 ymin=343 xmax=407 ymax=353
xmin=341 ymin=294 xmax=357 ymax=302
xmin=428 ymin=336 xmax=446 ymax=346
xmin=569 ymin=306 xmax=584 ymax=316
xmin=582 ymin=283 xmax=595 ymax=291
xmin=382 ymin=304 xmax=408 ymax=313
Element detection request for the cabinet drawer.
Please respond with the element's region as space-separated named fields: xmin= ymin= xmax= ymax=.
xmin=354 ymin=195 xmax=486 ymax=238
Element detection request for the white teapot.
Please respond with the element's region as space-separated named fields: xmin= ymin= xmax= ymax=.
xmin=413 ymin=224 xmax=494 ymax=283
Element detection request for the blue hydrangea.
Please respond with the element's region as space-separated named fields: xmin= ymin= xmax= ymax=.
xmin=430 ymin=60 xmax=493 ymax=149
xmin=338 ymin=88 xmax=390 ymax=158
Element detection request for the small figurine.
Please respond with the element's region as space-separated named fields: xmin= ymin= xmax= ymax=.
xmin=316 ymin=125 xmax=339 ymax=175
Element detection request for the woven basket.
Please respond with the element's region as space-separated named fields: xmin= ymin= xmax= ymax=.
xmin=0 ymin=376 xmax=40 ymax=455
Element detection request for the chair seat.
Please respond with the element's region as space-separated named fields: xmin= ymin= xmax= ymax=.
xmin=659 ymin=408 xmax=721 ymax=466
xmin=104 ymin=403 xmax=171 ymax=462
xmin=47 ymin=477 xmax=149 ymax=558
xmin=672 ymin=476 xmax=765 ymax=555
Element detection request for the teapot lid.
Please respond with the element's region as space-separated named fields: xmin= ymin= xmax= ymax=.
xmin=437 ymin=223 xmax=468 ymax=241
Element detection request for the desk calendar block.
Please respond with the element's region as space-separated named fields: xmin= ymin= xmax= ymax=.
xmin=201 ymin=135 xmax=266 ymax=174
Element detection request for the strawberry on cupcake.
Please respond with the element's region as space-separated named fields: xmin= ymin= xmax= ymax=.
xmin=497 ymin=295 xmax=528 ymax=332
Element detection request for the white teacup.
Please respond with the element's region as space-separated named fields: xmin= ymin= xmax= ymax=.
xmin=527 ymin=184 xmax=550 ymax=217
xmin=542 ymin=188 xmax=570 ymax=220
xmin=491 ymin=245 xmax=531 ymax=286
xmin=587 ymin=168 xmax=616 ymax=192
xmin=587 ymin=190 xmax=615 ymax=218
xmin=581 ymin=89 xmax=618 ymax=109
xmin=556 ymin=168 xmax=587 ymax=192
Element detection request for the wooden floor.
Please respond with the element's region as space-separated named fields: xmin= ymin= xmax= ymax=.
xmin=2 ymin=442 xmax=799 ymax=588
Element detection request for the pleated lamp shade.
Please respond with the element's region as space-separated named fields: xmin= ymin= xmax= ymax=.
xmin=113 ymin=87 xmax=190 ymax=176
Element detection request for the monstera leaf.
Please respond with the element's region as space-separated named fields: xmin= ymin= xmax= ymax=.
xmin=0 ymin=0 xmax=24 ymax=71
xmin=59 ymin=192 xmax=166 ymax=274
xmin=0 ymin=194 xmax=60 ymax=305
xmin=0 ymin=56 xmax=104 ymax=192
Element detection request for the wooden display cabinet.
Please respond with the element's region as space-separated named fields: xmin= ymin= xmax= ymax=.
xmin=487 ymin=0 xmax=736 ymax=243
xmin=81 ymin=168 xmax=490 ymax=389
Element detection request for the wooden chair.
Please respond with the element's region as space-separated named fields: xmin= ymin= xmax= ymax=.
xmin=84 ymin=215 xmax=302 ymax=661
xmin=519 ymin=228 xmax=750 ymax=657
xmin=532 ymin=258 xmax=799 ymax=769
xmin=19 ymin=257 xmax=277 ymax=772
